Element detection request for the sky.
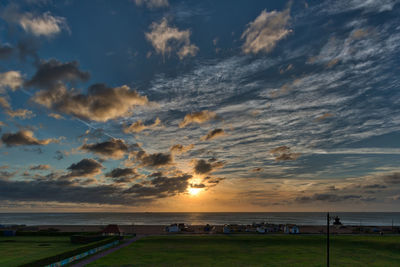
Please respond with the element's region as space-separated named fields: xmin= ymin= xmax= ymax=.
xmin=0 ymin=0 xmax=400 ymax=212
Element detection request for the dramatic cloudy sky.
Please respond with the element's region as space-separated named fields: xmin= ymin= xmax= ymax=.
xmin=0 ymin=0 xmax=400 ymax=212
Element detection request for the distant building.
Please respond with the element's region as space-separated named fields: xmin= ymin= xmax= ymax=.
xmin=256 ymin=227 xmax=266 ymax=233
xmin=223 ymin=224 xmax=231 ymax=234
xmin=102 ymin=224 xmax=122 ymax=236
xmin=284 ymin=224 xmax=300 ymax=234
xmin=291 ymin=226 xmax=300 ymax=234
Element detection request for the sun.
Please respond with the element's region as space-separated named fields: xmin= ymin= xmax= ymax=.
xmin=188 ymin=187 xmax=202 ymax=196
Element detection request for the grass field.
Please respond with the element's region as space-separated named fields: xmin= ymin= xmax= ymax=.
xmin=0 ymin=235 xmax=86 ymax=267
xmin=88 ymin=235 xmax=400 ymax=267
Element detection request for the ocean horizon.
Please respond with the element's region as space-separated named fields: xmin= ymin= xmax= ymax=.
xmin=1 ymin=212 xmax=399 ymax=226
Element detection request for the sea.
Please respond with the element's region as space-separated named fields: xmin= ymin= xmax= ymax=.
xmin=0 ymin=212 xmax=399 ymax=226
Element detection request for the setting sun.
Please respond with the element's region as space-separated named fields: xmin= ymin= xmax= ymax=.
xmin=188 ymin=187 xmax=203 ymax=196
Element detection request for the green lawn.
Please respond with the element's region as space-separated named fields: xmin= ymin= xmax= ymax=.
xmin=88 ymin=235 xmax=400 ymax=267
xmin=0 ymin=235 xmax=86 ymax=267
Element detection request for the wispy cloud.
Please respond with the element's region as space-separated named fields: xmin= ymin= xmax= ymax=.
xmin=1 ymin=5 xmax=69 ymax=37
xmin=134 ymin=0 xmax=169 ymax=9
xmin=145 ymin=17 xmax=198 ymax=59
xmin=241 ymin=7 xmax=291 ymax=54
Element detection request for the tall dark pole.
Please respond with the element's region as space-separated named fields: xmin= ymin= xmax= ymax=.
xmin=327 ymin=212 xmax=330 ymax=267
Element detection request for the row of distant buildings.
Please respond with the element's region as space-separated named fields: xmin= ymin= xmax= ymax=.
xmin=165 ymin=223 xmax=300 ymax=234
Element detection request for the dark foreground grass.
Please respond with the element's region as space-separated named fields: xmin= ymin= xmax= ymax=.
xmin=0 ymin=236 xmax=86 ymax=267
xmin=88 ymin=235 xmax=400 ymax=267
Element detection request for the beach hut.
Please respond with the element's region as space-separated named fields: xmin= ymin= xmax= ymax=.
xmin=256 ymin=227 xmax=266 ymax=233
xmin=223 ymin=224 xmax=231 ymax=234
xmin=102 ymin=224 xmax=122 ymax=236
xmin=284 ymin=225 xmax=290 ymax=234
xmin=167 ymin=224 xmax=180 ymax=232
xmin=291 ymin=226 xmax=300 ymax=234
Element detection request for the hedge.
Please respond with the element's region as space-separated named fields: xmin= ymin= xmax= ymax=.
xmin=70 ymin=235 xmax=107 ymax=244
xmin=18 ymin=236 xmax=120 ymax=267
xmin=16 ymin=231 xmax=101 ymax=236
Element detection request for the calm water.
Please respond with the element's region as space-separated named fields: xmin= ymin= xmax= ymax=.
xmin=0 ymin=212 xmax=399 ymax=226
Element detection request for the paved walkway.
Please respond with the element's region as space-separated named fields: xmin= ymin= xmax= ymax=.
xmin=71 ymin=235 xmax=143 ymax=267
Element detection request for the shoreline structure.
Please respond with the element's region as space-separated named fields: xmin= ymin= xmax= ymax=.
xmin=28 ymin=224 xmax=398 ymax=235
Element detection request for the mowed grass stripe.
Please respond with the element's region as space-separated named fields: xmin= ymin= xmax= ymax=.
xmin=88 ymin=235 xmax=400 ymax=267
xmin=0 ymin=236 xmax=86 ymax=267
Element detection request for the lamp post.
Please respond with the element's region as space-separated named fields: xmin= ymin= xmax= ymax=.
xmin=327 ymin=212 xmax=330 ymax=267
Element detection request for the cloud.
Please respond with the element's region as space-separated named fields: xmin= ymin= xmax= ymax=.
xmin=33 ymin=83 xmax=149 ymax=122
xmin=48 ymin=113 xmax=64 ymax=120
xmin=362 ymin=184 xmax=387 ymax=189
xmin=1 ymin=130 xmax=59 ymax=146
xmin=106 ymin=168 xmax=138 ymax=183
xmin=29 ymin=164 xmax=51 ymax=170
xmin=203 ymin=176 xmax=225 ymax=186
xmin=54 ymin=150 xmax=64 ymax=160
xmin=2 ymin=6 xmax=68 ymax=37
xmin=325 ymin=0 xmax=398 ymax=14
xmin=66 ymin=158 xmax=103 ymax=178
xmin=0 ymin=97 xmax=10 ymax=109
xmin=106 ymin=167 xmax=137 ymax=178
xmin=126 ymin=173 xmax=192 ymax=197
xmin=194 ymin=159 xmax=212 ymax=174
xmin=0 ymin=71 xmax=23 ymax=91
xmin=193 ymin=159 xmax=224 ymax=175
xmin=19 ymin=12 xmax=68 ymax=36
xmin=275 ymin=153 xmax=301 ymax=161
xmin=269 ymin=146 xmax=300 ymax=161
xmin=26 ymin=59 xmax=90 ymax=90
xmin=201 ymin=128 xmax=225 ymax=141
xmin=123 ymin=117 xmax=161 ymax=133
xmin=5 ymin=109 xmax=35 ymax=119
xmin=0 ymin=169 xmax=213 ymax=206
xmin=0 ymin=178 xmax=128 ymax=205
xmin=80 ymin=139 xmax=130 ymax=159
xmin=190 ymin=183 xmax=206 ymax=188
xmin=0 ymin=96 xmax=35 ymax=119
xmin=296 ymin=193 xmax=362 ymax=203
xmin=383 ymin=173 xmax=400 ymax=184
xmin=0 ymin=171 xmax=17 ymax=180
xmin=241 ymin=7 xmax=291 ymax=54
xmin=391 ymin=195 xmax=400 ymax=201
xmin=326 ymin=58 xmax=340 ymax=68
xmin=170 ymin=143 xmax=194 ymax=154
xmin=136 ymin=151 xmax=173 ymax=167
xmin=315 ymin=113 xmax=334 ymax=121
xmin=179 ymin=110 xmax=216 ymax=128
xmin=134 ymin=0 xmax=169 ymax=8
xmin=145 ymin=17 xmax=198 ymax=59
xmin=269 ymin=146 xmax=290 ymax=154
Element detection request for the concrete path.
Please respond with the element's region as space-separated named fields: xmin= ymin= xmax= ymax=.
xmin=71 ymin=235 xmax=143 ymax=267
